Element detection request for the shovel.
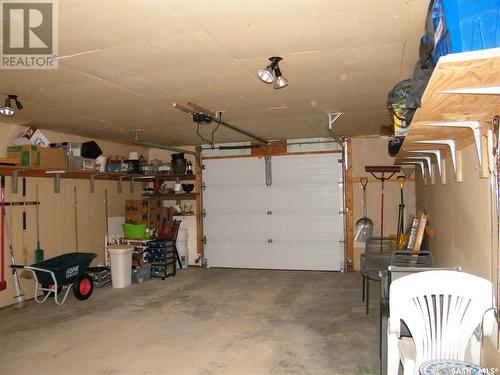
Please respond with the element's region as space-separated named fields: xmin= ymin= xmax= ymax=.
xmin=354 ymin=177 xmax=373 ymax=242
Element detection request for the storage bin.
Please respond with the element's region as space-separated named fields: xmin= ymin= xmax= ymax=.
xmin=87 ymin=266 xmax=112 ymax=288
xmin=108 ymin=246 xmax=133 ymax=288
xmin=432 ymin=0 xmax=500 ymax=63
xmin=132 ymin=263 xmax=151 ymax=284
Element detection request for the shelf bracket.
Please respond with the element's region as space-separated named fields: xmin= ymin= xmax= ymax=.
xmin=422 ymin=121 xmax=482 ymax=167
xmin=130 ymin=177 xmax=136 ymax=193
xmin=400 ymin=156 xmax=433 ymax=183
xmin=407 ymin=149 xmax=442 ymax=176
xmin=398 ymin=161 xmax=426 ymax=181
xmin=118 ymin=175 xmax=126 ymax=194
xmin=10 ymin=170 xmax=19 ymax=194
xmin=414 ymin=140 xmax=457 ymax=175
xmin=45 ymin=170 xmax=66 ymax=193
xmin=89 ymin=173 xmax=106 ymax=193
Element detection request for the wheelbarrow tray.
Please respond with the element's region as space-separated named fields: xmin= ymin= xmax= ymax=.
xmin=31 ymin=252 xmax=96 ymax=285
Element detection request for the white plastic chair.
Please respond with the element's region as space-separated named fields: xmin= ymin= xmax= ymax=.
xmin=387 ymin=270 xmax=495 ymax=375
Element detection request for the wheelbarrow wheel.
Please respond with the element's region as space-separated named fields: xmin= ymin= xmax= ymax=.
xmin=73 ymin=273 xmax=94 ymax=301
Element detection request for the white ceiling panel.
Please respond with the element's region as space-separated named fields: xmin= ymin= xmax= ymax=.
xmin=0 ymin=0 xmax=430 ymax=145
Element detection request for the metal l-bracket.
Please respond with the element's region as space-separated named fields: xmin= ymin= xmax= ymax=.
xmin=423 ymin=121 xmax=482 ymax=166
xmin=407 ymin=149 xmax=442 ymax=176
xmin=401 ymin=156 xmax=433 ymax=178
xmin=118 ymin=175 xmax=127 ymax=194
xmin=45 ymin=171 xmax=66 ymax=193
xmin=11 ymin=170 xmax=19 ymax=194
xmin=414 ymin=140 xmax=457 ymax=175
xmin=89 ymin=173 xmax=106 ymax=193
xmin=398 ymin=161 xmax=426 ymax=179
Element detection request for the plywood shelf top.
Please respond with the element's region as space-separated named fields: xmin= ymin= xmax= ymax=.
xmin=395 ymin=48 xmax=500 ymax=164
xmin=0 ymin=167 xmax=196 ymax=182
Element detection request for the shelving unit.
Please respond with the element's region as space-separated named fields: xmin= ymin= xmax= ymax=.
xmin=0 ymin=154 xmax=205 ymax=267
xmin=142 ymin=193 xmax=198 ymax=200
xmin=395 ymin=48 xmax=500 ymax=183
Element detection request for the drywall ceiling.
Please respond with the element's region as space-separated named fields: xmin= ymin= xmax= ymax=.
xmin=0 ymin=0 xmax=428 ymax=146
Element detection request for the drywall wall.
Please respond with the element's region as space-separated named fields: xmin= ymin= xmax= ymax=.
xmin=0 ymin=123 xmax=146 ymax=308
xmin=415 ymin=141 xmax=500 ymax=366
xmin=351 ymin=137 xmax=416 ymax=270
xmin=415 ymin=142 xmax=492 ymax=279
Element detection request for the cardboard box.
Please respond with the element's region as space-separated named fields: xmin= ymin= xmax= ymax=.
xmin=7 ymin=145 xmax=68 ymax=169
xmin=12 ymin=126 xmax=49 ymax=147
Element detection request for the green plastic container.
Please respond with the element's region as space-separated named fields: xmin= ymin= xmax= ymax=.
xmin=123 ymin=223 xmax=147 ymax=239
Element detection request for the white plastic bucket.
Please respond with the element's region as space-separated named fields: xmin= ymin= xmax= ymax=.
xmin=108 ymin=245 xmax=133 ymax=288
xmin=176 ymin=229 xmax=188 ymax=269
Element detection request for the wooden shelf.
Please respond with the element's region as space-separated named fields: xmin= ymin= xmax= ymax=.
xmin=152 ymin=174 xmax=196 ymax=181
xmin=395 ymin=49 xmax=500 ymax=172
xmin=142 ymin=193 xmax=198 ymax=200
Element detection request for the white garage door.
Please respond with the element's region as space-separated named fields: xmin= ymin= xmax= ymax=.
xmin=202 ymin=154 xmax=345 ymax=271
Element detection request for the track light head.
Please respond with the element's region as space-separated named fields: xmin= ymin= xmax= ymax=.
xmin=273 ymin=65 xmax=289 ymax=89
xmin=257 ymin=56 xmax=284 ymax=84
xmin=0 ymin=95 xmax=22 ymax=116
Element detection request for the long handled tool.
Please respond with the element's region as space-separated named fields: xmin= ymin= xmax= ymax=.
xmin=1 ymin=176 xmax=25 ymax=307
xmin=22 ymin=177 xmax=28 ymax=265
xmin=396 ymin=176 xmax=406 ymax=249
xmin=74 ymin=186 xmax=79 ymax=252
xmin=34 ymin=184 xmax=43 ymax=262
xmin=0 ymin=176 xmax=6 ymax=291
xmin=354 ymin=177 xmax=373 ymax=242
xmin=365 ymin=166 xmax=401 ymax=238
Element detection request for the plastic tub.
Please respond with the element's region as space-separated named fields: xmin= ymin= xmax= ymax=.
xmin=123 ymin=223 xmax=147 ymax=239
xmin=176 ymin=229 xmax=189 ymax=269
xmin=432 ymin=0 xmax=500 ymax=63
xmin=108 ymin=246 xmax=133 ymax=288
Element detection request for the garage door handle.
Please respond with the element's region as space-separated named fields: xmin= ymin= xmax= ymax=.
xmin=268 ymin=239 xmax=273 ymax=244
xmin=267 ymin=210 xmax=272 ymax=215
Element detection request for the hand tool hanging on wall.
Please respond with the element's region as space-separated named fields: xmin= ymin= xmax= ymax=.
xmin=365 ymin=166 xmax=401 ymax=238
xmin=22 ymin=178 xmax=28 ymax=265
xmin=34 ymin=184 xmax=43 ymax=263
xmin=74 ymin=186 xmax=79 ymax=252
xmin=396 ymin=176 xmax=406 ymax=249
xmin=354 ymin=177 xmax=374 ymax=242
xmin=1 ymin=176 xmax=25 ymax=307
xmin=0 ymin=176 xmax=6 ymax=291
xmin=104 ymin=189 xmax=109 ymax=237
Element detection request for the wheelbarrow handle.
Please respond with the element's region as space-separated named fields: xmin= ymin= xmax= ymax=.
xmin=11 ymin=265 xmax=25 ymax=269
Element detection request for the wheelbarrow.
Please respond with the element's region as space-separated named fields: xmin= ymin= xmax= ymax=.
xmin=12 ymin=252 xmax=96 ymax=305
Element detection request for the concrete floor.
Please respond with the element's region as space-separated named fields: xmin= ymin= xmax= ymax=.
xmin=0 ymin=268 xmax=379 ymax=375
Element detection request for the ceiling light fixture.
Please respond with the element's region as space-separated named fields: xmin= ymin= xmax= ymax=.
xmin=257 ymin=56 xmax=289 ymax=88
xmin=0 ymin=95 xmax=22 ymax=117
xmin=273 ymin=65 xmax=288 ymax=89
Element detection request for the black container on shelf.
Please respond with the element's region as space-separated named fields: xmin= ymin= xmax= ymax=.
xmin=171 ymin=153 xmax=185 ymax=161
xmin=125 ymin=159 xmax=141 ymax=174
xmin=172 ymin=158 xmax=187 ymax=174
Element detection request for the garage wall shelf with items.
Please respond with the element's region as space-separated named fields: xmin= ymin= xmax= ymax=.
xmin=395 ymin=48 xmax=500 ymax=183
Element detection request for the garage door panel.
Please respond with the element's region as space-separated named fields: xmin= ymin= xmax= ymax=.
xmin=203 ymin=185 xmax=270 ymax=212
xmin=203 ymin=213 xmax=271 ymax=240
xmin=205 ymin=240 xmax=271 ymax=269
xmin=202 ymin=153 xmax=345 ymax=271
xmin=269 ymin=184 xmax=341 ymax=212
xmin=203 ymin=157 xmax=263 ymax=185
xmin=270 ymin=213 xmax=343 ymax=240
xmin=272 ymin=154 xmax=342 ymax=184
